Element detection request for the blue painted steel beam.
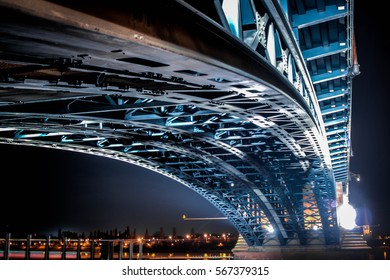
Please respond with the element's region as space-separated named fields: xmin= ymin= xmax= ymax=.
xmin=317 ymin=89 xmax=347 ymax=102
xmin=291 ymin=4 xmax=348 ymax=29
xmin=320 ymin=104 xmax=348 ymax=115
xmin=302 ymin=42 xmax=348 ymax=61
xmin=324 ymin=117 xmax=348 ymax=126
xmin=311 ymin=69 xmax=348 ymax=84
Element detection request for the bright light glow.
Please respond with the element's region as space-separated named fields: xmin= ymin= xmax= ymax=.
xmin=338 ymin=197 xmax=357 ymax=230
xmin=267 ymin=225 xmax=274 ymax=233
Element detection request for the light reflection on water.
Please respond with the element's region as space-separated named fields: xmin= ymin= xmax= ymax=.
xmin=143 ymin=252 xmax=233 ymax=260
xmin=0 ymin=250 xmax=234 ymax=260
xmin=2 ymin=247 xmax=390 ymax=260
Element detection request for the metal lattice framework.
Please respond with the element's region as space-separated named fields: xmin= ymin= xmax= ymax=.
xmin=0 ymin=0 xmax=358 ymax=246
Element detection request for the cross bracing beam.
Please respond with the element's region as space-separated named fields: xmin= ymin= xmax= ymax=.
xmin=0 ymin=0 xmax=356 ymax=247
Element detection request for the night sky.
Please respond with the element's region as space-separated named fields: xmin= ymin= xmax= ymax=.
xmin=348 ymin=1 xmax=389 ymax=233
xmin=0 ymin=144 xmax=236 ymax=236
xmin=1 ymin=2 xmax=389 ymax=237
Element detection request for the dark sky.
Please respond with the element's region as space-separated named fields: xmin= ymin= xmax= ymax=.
xmin=0 ymin=144 xmax=236 ymax=236
xmin=348 ymin=1 xmax=390 ymax=233
xmin=1 ymin=2 xmax=389 ymax=237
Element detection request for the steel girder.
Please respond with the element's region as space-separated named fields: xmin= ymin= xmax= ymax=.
xmin=0 ymin=0 xmax=355 ymax=246
xmin=288 ymin=0 xmax=358 ymax=188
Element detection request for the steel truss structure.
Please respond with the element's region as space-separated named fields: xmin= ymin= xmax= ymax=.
xmin=0 ymin=0 xmax=358 ymax=246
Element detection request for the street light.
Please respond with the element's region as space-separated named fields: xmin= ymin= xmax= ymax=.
xmin=337 ymin=171 xmax=361 ymax=230
xmin=338 ymin=194 xmax=357 ymax=230
xmin=349 ymin=171 xmax=361 ymax=182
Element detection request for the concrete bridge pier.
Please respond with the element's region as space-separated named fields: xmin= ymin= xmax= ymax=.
xmin=232 ymin=230 xmax=373 ymax=260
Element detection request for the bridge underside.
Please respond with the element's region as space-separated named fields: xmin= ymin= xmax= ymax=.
xmin=0 ymin=0 xmax=356 ymax=247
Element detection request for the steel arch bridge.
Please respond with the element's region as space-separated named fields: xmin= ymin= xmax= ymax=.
xmin=0 ymin=0 xmax=359 ymax=247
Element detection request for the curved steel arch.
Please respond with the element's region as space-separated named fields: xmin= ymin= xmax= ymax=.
xmin=0 ymin=0 xmax=356 ymax=246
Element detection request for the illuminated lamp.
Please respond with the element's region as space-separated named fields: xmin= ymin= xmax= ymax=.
xmin=338 ymin=195 xmax=357 ymax=230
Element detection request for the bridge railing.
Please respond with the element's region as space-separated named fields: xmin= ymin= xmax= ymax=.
xmin=0 ymin=233 xmax=144 ymax=260
xmin=0 ymin=233 xmax=236 ymax=260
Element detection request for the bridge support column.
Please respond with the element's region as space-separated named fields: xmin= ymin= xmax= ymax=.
xmin=129 ymin=242 xmax=134 ymax=260
xmin=44 ymin=236 xmax=50 ymax=260
xmin=233 ymin=235 xmax=373 ymax=260
xmin=61 ymin=236 xmax=66 ymax=260
xmin=138 ymin=242 xmax=143 ymax=260
xmin=90 ymin=239 xmax=95 ymax=260
xmin=4 ymin=233 xmax=10 ymax=260
xmin=233 ymin=245 xmax=374 ymax=260
xmin=25 ymin=234 xmax=31 ymax=260
xmin=118 ymin=240 xmax=123 ymax=260
xmin=76 ymin=238 xmax=81 ymax=260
